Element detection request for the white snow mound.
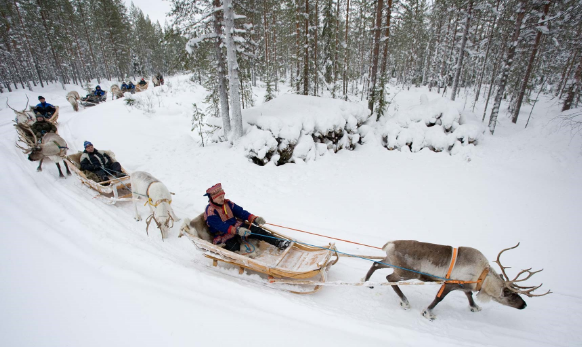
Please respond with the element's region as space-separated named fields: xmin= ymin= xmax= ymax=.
xmin=241 ymin=94 xmax=370 ymax=165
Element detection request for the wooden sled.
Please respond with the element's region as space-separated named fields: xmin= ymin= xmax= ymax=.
xmin=136 ymin=82 xmax=149 ymax=92
xmin=22 ymin=106 xmax=60 ymax=124
xmin=180 ymin=213 xmax=340 ymax=294
xmin=80 ymin=92 xmax=108 ymax=107
xmin=65 ymin=151 xmax=132 ymax=204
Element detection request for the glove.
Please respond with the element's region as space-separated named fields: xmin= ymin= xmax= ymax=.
xmin=254 ymin=216 xmax=266 ymax=226
xmin=237 ymin=227 xmax=251 ymax=238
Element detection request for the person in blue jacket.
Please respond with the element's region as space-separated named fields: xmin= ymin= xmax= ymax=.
xmin=121 ymin=82 xmax=129 ymax=91
xmin=93 ymin=85 xmax=105 ymax=97
xmin=127 ymin=81 xmax=136 ymax=93
xmin=34 ymin=96 xmax=56 ymax=118
xmin=204 ymin=183 xmax=290 ymax=252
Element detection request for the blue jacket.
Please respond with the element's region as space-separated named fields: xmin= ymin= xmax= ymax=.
xmin=94 ymin=87 xmax=105 ymax=96
xmin=121 ymin=83 xmax=128 ymax=89
xmin=204 ymin=199 xmax=256 ymax=244
xmin=35 ymin=102 xmax=56 ymax=117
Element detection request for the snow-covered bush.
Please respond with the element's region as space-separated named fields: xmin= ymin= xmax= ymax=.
xmin=379 ymin=95 xmax=485 ymax=153
xmin=240 ymin=94 xmax=370 ymax=165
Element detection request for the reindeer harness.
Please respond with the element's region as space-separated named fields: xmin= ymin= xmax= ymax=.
xmin=437 ymin=247 xmax=490 ymax=297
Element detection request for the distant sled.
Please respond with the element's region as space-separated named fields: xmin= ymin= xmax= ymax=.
xmin=65 ymin=151 xmax=132 ymax=204
xmin=180 ymin=213 xmax=339 ymax=294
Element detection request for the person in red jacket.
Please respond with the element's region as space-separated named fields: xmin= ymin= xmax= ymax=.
xmin=204 ymin=183 xmax=290 ymax=252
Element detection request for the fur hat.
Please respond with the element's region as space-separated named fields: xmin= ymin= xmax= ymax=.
xmin=84 ymin=141 xmax=93 ymax=148
xmin=204 ymin=183 xmax=225 ymax=199
xmin=38 ymin=96 xmax=45 ymax=100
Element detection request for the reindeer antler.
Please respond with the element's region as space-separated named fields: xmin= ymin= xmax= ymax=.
xmin=495 ymin=243 xmax=552 ymax=297
xmin=14 ymin=123 xmax=37 ymax=153
xmin=24 ymin=94 xmax=29 ymax=110
xmin=6 ymin=99 xmax=18 ymax=112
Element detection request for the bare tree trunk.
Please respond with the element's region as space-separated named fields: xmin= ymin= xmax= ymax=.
xmin=332 ymin=0 xmax=340 ymax=98
xmin=295 ymin=0 xmax=301 ymax=92
xmin=473 ymin=1 xmax=499 ymax=109
xmin=303 ymin=0 xmax=309 ymax=95
xmin=37 ymin=0 xmax=66 ymax=89
xmin=562 ymin=55 xmax=582 ymax=111
xmin=342 ymin=0 xmax=350 ymax=98
xmin=223 ymin=0 xmax=243 ymax=140
xmin=368 ymin=0 xmax=384 ymax=113
xmin=213 ymin=0 xmax=231 ymax=138
xmin=488 ymin=0 xmax=527 ymax=135
xmin=314 ymin=0 xmax=319 ymax=96
xmin=451 ymin=0 xmax=473 ymax=101
xmin=512 ymin=0 xmax=551 ymax=123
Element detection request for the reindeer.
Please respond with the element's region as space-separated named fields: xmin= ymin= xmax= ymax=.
xmin=364 ymin=241 xmax=550 ymax=320
xmin=110 ymin=84 xmax=124 ymax=99
xmin=152 ymin=76 xmax=160 ymax=87
xmin=131 ymin=171 xmax=179 ymax=240
xmin=15 ymin=124 xmax=71 ymax=178
xmin=66 ymin=91 xmax=80 ymax=111
xmin=7 ymin=96 xmax=35 ymax=126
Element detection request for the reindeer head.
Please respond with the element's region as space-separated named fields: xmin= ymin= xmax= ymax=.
xmin=28 ymin=147 xmax=43 ymax=161
xmin=146 ymin=200 xmax=175 ymax=240
xmin=483 ymin=243 xmax=552 ymax=310
xmin=8 ymin=96 xmax=33 ymax=125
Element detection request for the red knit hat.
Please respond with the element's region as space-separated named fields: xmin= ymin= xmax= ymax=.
xmin=205 ymin=183 xmax=225 ymax=199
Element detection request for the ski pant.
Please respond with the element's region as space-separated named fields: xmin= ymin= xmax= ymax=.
xmin=94 ymin=162 xmax=123 ymax=181
xmin=223 ymin=225 xmax=280 ymax=252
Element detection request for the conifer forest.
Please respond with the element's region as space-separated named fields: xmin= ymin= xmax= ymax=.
xmin=1 ymin=0 xmax=581 ymax=135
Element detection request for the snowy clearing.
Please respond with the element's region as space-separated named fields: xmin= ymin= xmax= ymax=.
xmin=1 ymin=75 xmax=581 ymax=347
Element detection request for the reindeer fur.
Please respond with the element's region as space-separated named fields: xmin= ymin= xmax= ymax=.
xmin=66 ymin=91 xmax=80 ymax=111
xmin=131 ymin=171 xmax=178 ymax=239
xmin=27 ymin=133 xmax=71 ymax=178
xmin=364 ymin=240 xmax=527 ymax=320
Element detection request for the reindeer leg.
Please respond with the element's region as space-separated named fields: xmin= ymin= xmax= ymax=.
xmin=133 ymin=193 xmax=142 ymax=221
xmin=465 ymin=291 xmax=481 ymax=312
xmin=422 ymin=284 xmax=454 ymax=321
xmin=56 ymin=162 xmax=65 ymax=178
xmin=169 ymin=207 xmax=180 ymax=222
xmin=63 ymin=159 xmax=71 ymax=175
xmin=363 ymin=261 xmax=390 ymax=288
xmin=37 ymin=158 xmax=44 ymax=172
xmin=387 ymin=273 xmax=410 ymax=309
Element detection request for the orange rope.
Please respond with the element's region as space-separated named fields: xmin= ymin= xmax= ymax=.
xmin=266 ymin=223 xmax=382 ymax=250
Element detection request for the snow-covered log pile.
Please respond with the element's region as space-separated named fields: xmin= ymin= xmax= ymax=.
xmin=241 ymin=94 xmax=370 ymax=165
xmin=379 ymin=95 xmax=485 ymax=153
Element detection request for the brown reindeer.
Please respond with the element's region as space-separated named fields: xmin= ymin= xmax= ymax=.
xmin=15 ymin=124 xmax=71 ymax=178
xmin=110 ymin=85 xmax=124 ymax=99
xmin=364 ymin=241 xmax=550 ymax=320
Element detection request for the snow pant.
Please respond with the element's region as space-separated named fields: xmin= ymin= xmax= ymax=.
xmin=93 ymin=162 xmax=123 ymax=181
xmin=223 ymin=225 xmax=281 ymax=252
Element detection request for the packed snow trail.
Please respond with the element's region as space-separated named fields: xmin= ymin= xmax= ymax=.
xmin=1 ymin=77 xmax=581 ymax=346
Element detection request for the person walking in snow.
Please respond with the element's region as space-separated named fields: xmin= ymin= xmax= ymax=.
xmin=80 ymin=141 xmax=125 ymax=182
xmin=34 ymin=96 xmax=56 ymax=119
xmin=31 ymin=114 xmax=57 ymax=142
xmin=204 ymin=183 xmax=291 ymax=252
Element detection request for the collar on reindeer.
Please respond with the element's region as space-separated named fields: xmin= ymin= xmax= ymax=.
xmin=144 ymin=198 xmax=172 ymax=207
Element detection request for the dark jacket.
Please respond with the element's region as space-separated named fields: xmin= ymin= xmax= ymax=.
xmin=204 ymin=199 xmax=256 ymax=244
xmin=128 ymin=82 xmax=135 ymax=89
xmin=121 ymin=83 xmax=129 ymax=90
xmin=80 ymin=149 xmax=113 ymax=172
xmin=138 ymin=80 xmax=147 ymax=86
xmin=35 ymin=102 xmax=56 ymax=117
xmin=31 ymin=120 xmax=57 ymax=138
xmin=94 ymin=87 xmax=105 ymax=96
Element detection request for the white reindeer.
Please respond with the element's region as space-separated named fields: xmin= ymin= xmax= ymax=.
xmin=131 ymin=171 xmax=179 ymax=240
xmin=66 ymin=91 xmax=80 ymax=111
xmin=110 ymin=85 xmax=124 ymax=99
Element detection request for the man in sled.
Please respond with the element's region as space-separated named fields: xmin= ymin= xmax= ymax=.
xmin=138 ymin=78 xmax=147 ymax=86
xmin=121 ymin=81 xmax=129 ymax=92
xmin=80 ymin=141 xmax=126 ymax=182
xmin=31 ymin=113 xmax=57 ymax=143
xmin=82 ymin=85 xmax=106 ymax=103
xmin=204 ymin=183 xmax=290 ymax=252
xmin=34 ymin=96 xmax=56 ymax=119
xmin=127 ymin=81 xmax=136 ymax=93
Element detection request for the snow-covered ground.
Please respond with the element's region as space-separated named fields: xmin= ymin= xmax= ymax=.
xmin=1 ymin=76 xmax=581 ymax=346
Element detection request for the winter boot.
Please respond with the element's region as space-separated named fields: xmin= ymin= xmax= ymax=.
xmin=277 ymin=240 xmax=291 ymax=250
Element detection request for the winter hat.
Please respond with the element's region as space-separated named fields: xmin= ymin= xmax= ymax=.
xmin=38 ymin=96 xmax=45 ymax=100
xmin=84 ymin=141 xmax=93 ymax=148
xmin=204 ymin=183 xmax=225 ymax=199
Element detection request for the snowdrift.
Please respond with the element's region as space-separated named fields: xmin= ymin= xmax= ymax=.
xmin=378 ymin=95 xmax=485 ymax=153
xmin=241 ymin=94 xmax=370 ymax=165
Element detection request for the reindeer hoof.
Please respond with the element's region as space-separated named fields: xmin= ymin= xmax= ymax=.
xmin=470 ymin=305 xmax=482 ymax=313
xmin=37 ymin=168 xmax=42 ymax=172
xmin=135 ymin=217 xmax=142 ymax=222
xmin=67 ymin=172 xmax=72 ymax=176
xmin=59 ymin=174 xmax=65 ymax=179
xmin=400 ymin=301 xmax=411 ymax=310
xmin=422 ymin=310 xmax=436 ymax=321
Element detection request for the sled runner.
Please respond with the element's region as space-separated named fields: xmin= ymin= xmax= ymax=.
xmin=65 ymin=151 xmax=132 ymax=204
xmin=180 ymin=213 xmax=339 ymax=294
